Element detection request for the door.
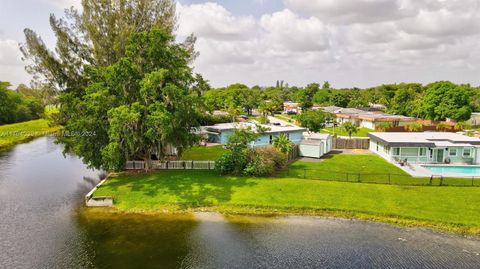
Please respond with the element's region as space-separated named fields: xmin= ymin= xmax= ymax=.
xmin=436 ymin=149 xmax=444 ymax=163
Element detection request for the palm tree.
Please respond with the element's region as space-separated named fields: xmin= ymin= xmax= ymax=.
xmin=341 ymin=122 xmax=359 ymax=139
xmin=272 ymin=133 xmax=293 ymax=154
xmin=227 ymin=105 xmax=241 ymax=123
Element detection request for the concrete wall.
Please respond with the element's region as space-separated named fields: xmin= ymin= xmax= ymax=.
xmin=86 ymin=197 xmax=113 ymax=207
xmin=85 ymin=179 xmax=113 ymax=207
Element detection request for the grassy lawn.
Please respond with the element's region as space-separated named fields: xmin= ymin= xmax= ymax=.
xmin=320 ymin=127 xmax=373 ymax=137
xmin=93 ymin=169 xmax=480 ymax=235
xmin=274 ymin=114 xmax=297 ymax=123
xmin=283 ymin=154 xmax=413 ymax=184
xmin=180 ymin=145 xmax=227 ymax=160
xmin=284 ymin=154 xmax=477 ymax=186
xmin=0 ymin=119 xmax=60 ymax=150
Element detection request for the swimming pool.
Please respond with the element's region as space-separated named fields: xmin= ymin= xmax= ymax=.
xmin=423 ymin=165 xmax=480 ymax=175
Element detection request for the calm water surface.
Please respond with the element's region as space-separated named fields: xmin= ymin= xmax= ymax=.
xmin=1 ymin=137 xmax=479 ymax=268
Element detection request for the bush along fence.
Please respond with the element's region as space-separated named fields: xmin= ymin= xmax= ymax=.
xmin=282 ymin=168 xmax=480 ymax=187
xmin=332 ymin=137 xmax=369 ymax=149
xmin=126 ymin=160 xmax=216 ymax=170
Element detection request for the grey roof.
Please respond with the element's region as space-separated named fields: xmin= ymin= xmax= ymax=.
xmin=368 ymin=132 xmax=480 ymax=147
xmin=205 ymin=122 xmax=306 ymax=134
xmin=321 ymin=106 xmax=343 ymax=113
xmin=300 ymin=139 xmax=322 ymax=145
xmin=305 ymin=133 xmax=331 ymax=140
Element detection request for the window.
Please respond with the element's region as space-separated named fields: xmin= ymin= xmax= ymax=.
xmin=393 ymin=148 xmax=400 ymax=156
xmin=449 ymin=148 xmax=457 ymax=157
xmin=463 ymin=148 xmax=472 ymax=157
xmin=376 ymin=143 xmax=379 ymax=151
xmin=401 ymin=148 xmax=418 ymax=156
xmin=419 ymin=148 xmax=427 ymax=156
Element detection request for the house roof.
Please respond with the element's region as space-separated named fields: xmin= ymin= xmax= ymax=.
xmin=321 ymin=106 xmax=343 ymax=113
xmin=305 ymin=133 xmax=331 ymax=140
xmin=368 ymin=132 xmax=480 ymax=147
xmin=300 ymin=139 xmax=323 ymax=145
xmin=205 ymin=122 xmax=306 ymax=134
xmin=324 ymin=107 xmax=416 ymax=122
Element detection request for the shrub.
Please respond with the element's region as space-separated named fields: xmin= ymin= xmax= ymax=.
xmin=255 ymin=146 xmax=287 ymax=170
xmin=376 ymin=122 xmax=393 ymax=131
xmin=405 ymin=123 xmax=423 ymax=132
xmin=436 ymin=122 xmax=450 ymax=131
xmin=243 ymin=154 xmax=275 ymax=176
xmin=454 ymin=121 xmax=472 ymax=131
xmin=215 ymin=151 xmax=248 ymax=175
xmin=216 ymin=146 xmax=287 ymax=177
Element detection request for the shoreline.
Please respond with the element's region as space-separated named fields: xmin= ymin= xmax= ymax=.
xmin=0 ymin=120 xmax=61 ymax=151
xmin=83 ymin=205 xmax=480 ymax=237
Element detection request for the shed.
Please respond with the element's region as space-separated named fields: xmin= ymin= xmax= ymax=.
xmin=299 ymin=133 xmax=332 ymax=158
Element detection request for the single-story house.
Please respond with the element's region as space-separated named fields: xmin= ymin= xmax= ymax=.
xmin=204 ymin=122 xmax=306 ymax=147
xmin=467 ymin=112 xmax=480 ymax=127
xmin=283 ymin=102 xmax=301 ymax=114
xmin=299 ymin=133 xmax=333 ymax=158
xmin=368 ymin=132 xmax=480 ymax=164
xmin=322 ymin=107 xmax=416 ymax=130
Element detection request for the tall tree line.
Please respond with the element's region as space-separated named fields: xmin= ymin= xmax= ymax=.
xmin=0 ymin=82 xmax=49 ymax=125
xmin=204 ymin=81 xmax=478 ymax=122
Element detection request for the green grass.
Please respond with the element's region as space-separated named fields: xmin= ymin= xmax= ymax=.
xmin=0 ymin=119 xmax=60 ymax=150
xmin=283 ymin=154 xmax=477 ymax=186
xmin=180 ymin=145 xmax=228 ymax=160
xmin=274 ymin=114 xmax=297 ymax=123
xmin=93 ymin=169 xmax=480 ymax=235
xmin=320 ymin=127 xmax=373 ymax=137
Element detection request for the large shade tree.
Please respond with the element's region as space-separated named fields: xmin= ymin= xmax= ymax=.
xmin=421 ymin=81 xmax=472 ymax=121
xmin=21 ymin=0 xmax=180 ymax=96
xmin=61 ymin=29 xmax=202 ymax=171
xmin=21 ymin=0 xmax=204 ymax=171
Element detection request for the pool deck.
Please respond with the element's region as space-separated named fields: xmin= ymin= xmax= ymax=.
xmin=396 ymin=163 xmax=480 ymax=178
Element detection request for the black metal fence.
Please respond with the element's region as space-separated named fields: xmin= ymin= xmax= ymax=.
xmin=281 ymin=168 xmax=480 ymax=187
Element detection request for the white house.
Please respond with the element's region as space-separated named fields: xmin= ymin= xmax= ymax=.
xmin=331 ymin=108 xmax=416 ymax=130
xmin=368 ymin=132 xmax=480 ymax=164
xmin=467 ymin=112 xmax=480 ymax=127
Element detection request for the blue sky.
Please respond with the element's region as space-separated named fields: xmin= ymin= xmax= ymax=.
xmin=1 ymin=0 xmax=480 ymax=88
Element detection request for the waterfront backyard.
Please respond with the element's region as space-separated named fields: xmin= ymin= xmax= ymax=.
xmin=93 ymin=153 xmax=480 ymax=235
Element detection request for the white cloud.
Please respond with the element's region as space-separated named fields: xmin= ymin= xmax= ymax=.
xmin=285 ymin=0 xmax=416 ymax=24
xmin=260 ymin=9 xmax=330 ymax=53
xmin=0 ymin=39 xmax=31 ymax=86
xmin=399 ymin=9 xmax=480 ymax=37
xmin=177 ymin=3 xmax=256 ymax=41
xmin=175 ymin=1 xmax=480 ymax=88
xmin=0 ymin=39 xmax=22 ymax=66
xmin=43 ymin=0 xmax=81 ymax=10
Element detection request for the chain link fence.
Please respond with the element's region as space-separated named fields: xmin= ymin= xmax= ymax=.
xmin=282 ymin=168 xmax=480 ymax=187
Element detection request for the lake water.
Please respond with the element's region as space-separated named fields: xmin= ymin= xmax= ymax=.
xmin=1 ymin=137 xmax=479 ymax=268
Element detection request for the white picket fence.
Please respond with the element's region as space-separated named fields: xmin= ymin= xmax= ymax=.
xmin=125 ymin=160 xmax=215 ymax=170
